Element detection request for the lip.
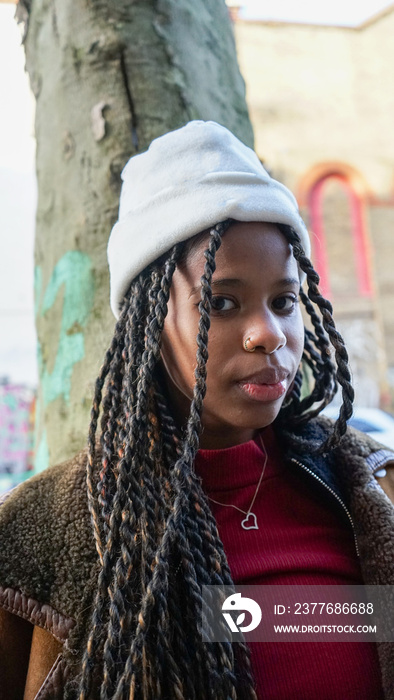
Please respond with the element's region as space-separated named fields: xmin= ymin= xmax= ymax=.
xmin=236 ymin=367 xmax=289 ymax=403
xmin=238 ymin=380 xmax=287 ymax=402
xmin=238 ymin=367 xmax=289 ymax=385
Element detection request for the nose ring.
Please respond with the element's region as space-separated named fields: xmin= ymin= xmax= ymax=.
xmin=244 ymin=337 xmax=256 ymax=353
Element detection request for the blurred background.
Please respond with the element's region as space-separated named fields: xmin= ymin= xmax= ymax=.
xmin=0 ymin=2 xmax=36 ymax=492
xmin=2 ymin=0 xmax=394 ymax=492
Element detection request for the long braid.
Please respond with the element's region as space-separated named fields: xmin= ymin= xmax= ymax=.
xmin=86 ymin=299 xmax=129 ymax=564
xmin=277 ymin=224 xmax=354 ymax=451
xmin=129 ymin=255 xmax=186 ymax=699
xmin=113 ymin=222 xmax=239 ymax=699
xmin=99 ymin=278 xmax=150 ymax=523
xmin=155 ymin=388 xmax=207 ymax=700
xmin=98 ymin=281 xmax=153 ymax=698
xmin=80 ymin=277 xmax=153 ymax=699
xmin=101 ymin=254 xmax=181 ymax=699
xmin=80 ymin=299 xmax=132 ymax=700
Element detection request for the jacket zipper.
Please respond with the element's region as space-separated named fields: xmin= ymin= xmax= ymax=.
xmin=290 ymin=458 xmax=359 ymax=558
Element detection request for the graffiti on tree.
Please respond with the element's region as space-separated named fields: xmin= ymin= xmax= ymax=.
xmin=34 ymin=251 xmax=94 ymax=472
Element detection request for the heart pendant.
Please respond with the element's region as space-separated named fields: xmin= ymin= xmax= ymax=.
xmin=241 ymin=512 xmax=258 ymax=530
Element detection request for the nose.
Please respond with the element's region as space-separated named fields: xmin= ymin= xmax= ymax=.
xmin=244 ymin=312 xmax=287 ymax=355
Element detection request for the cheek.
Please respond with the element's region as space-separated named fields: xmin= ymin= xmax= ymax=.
xmin=205 ymin=328 xmax=237 ymax=375
xmin=284 ymin=309 xmax=304 ymax=359
xmin=297 ymin=313 xmax=305 ymax=354
xmin=289 ymin=315 xmax=305 ymax=369
xmin=294 ymin=326 xmax=305 ymax=361
xmin=160 ymin=310 xmax=198 ymax=389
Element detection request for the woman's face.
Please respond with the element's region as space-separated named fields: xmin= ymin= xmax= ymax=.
xmin=160 ymin=222 xmax=304 ymax=449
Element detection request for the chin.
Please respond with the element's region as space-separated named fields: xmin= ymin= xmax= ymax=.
xmin=241 ymin=398 xmax=285 ymax=425
xmin=213 ymin=408 xmax=283 ymax=435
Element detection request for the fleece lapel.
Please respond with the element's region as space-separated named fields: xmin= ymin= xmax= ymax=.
xmin=331 ymin=432 xmax=394 ymax=700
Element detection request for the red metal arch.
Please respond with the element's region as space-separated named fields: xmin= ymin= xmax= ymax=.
xmin=307 ymin=173 xmax=372 ymax=300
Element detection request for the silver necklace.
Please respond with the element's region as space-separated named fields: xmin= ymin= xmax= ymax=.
xmin=207 ymin=434 xmax=268 ymax=531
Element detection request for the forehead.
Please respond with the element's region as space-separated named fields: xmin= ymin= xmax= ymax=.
xmin=180 ymin=222 xmax=298 ymax=280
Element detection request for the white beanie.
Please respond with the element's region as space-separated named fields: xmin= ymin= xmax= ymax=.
xmin=107 ymin=120 xmax=310 ymax=318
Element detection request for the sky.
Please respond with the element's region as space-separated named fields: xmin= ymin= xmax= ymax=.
xmin=238 ymin=0 xmax=394 ymax=26
xmin=1 ymin=0 xmax=393 ymax=387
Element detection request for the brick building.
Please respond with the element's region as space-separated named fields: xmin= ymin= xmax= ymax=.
xmin=231 ymin=4 xmax=394 ymax=409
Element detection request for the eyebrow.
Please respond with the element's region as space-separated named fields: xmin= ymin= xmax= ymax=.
xmin=276 ymin=277 xmax=301 ymax=290
xmin=188 ymin=278 xmax=244 ymax=297
xmin=188 ymin=277 xmax=300 ymax=297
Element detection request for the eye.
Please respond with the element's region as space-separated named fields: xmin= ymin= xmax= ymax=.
xmin=272 ymin=295 xmax=298 ymax=313
xmin=210 ymin=296 xmax=237 ymax=312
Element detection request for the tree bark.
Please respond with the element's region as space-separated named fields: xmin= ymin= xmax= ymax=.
xmin=19 ymin=0 xmax=253 ymax=471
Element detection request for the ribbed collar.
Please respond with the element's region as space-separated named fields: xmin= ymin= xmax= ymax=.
xmin=194 ymin=425 xmax=283 ymax=493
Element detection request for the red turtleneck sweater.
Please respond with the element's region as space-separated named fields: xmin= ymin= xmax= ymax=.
xmin=194 ymin=427 xmax=384 ymax=700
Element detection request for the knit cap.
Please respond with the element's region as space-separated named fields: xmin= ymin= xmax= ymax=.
xmin=108 ymin=120 xmax=310 ymax=318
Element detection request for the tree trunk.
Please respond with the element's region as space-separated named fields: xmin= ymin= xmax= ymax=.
xmin=19 ymin=0 xmax=253 ymax=471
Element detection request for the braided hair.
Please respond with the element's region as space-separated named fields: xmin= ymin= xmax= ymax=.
xmin=78 ymin=219 xmax=353 ymax=699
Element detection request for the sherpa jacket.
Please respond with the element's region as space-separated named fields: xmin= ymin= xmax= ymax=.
xmin=1 ymin=416 xmax=394 ymax=700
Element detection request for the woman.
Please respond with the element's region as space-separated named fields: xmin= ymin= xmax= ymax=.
xmin=1 ymin=121 xmax=394 ymax=700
